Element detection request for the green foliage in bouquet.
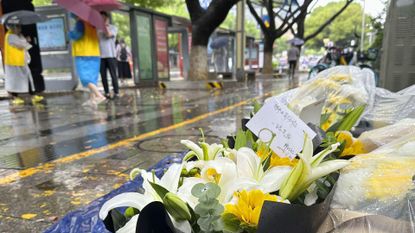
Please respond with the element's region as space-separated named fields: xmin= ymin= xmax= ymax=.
xmin=149 ymin=182 xmax=192 ymax=222
xmin=318 ymin=105 xmax=366 ymax=158
xmin=279 ymin=134 xmax=349 ymax=203
xmin=233 ymin=129 xmax=257 ymax=150
xmin=252 ymin=100 xmax=263 ymax=115
xmin=324 ymin=105 xmax=366 ymax=132
xmin=191 ymin=183 xmax=224 ymax=233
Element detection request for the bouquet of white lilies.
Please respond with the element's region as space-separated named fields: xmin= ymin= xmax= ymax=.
xmin=99 ymin=110 xmax=361 ymax=233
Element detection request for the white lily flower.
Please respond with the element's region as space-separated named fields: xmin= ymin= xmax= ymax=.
xmin=181 ymin=139 xmax=224 ymax=161
xmin=178 ymin=157 xmax=238 ymax=205
xmin=99 ymin=163 xmax=191 ymax=233
xmin=223 ymin=148 xmax=238 ymax=162
xmin=279 ymin=134 xmax=350 ymax=201
xmin=224 ymin=147 xmax=292 ymax=201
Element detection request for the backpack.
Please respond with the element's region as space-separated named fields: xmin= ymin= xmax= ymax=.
xmin=119 ymin=46 xmax=128 ymax=61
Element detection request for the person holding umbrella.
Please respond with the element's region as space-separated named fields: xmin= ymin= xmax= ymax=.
xmin=287 ymin=43 xmax=300 ymax=80
xmin=1 ymin=11 xmax=47 ymax=105
xmin=55 ymin=0 xmax=121 ymax=106
xmin=286 ymin=38 xmax=304 ymax=80
xmin=68 ymin=13 xmax=106 ymax=107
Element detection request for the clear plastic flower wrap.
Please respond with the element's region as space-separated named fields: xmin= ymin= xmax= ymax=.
xmin=273 ymin=66 xmax=376 ymax=130
xmin=322 ymin=134 xmax=415 ymax=233
xmin=358 ymin=118 xmax=415 ymax=152
xmin=362 ymin=85 xmax=415 ymax=127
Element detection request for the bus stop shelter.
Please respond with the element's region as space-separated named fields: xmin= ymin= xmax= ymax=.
xmin=8 ymin=3 xmax=172 ymax=92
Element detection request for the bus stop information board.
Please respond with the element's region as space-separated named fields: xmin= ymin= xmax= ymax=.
xmin=37 ymin=17 xmax=67 ymax=51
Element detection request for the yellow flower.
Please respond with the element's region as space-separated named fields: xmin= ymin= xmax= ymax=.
xmin=339 ymin=136 xmax=367 ymax=157
xmin=366 ymin=160 xmax=415 ymax=200
xmin=256 ymin=146 xmax=298 ymax=168
xmin=224 ymin=190 xmax=285 ymax=227
xmin=270 ymin=155 xmax=298 ymax=167
xmin=336 ymin=131 xmax=354 ymax=147
xmin=321 ymin=109 xmax=338 ymax=131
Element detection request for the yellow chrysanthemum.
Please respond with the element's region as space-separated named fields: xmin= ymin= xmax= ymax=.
xmin=336 ymin=131 xmax=354 ymax=147
xmin=270 ymin=155 xmax=298 ymax=167
xmin=340 ymin=139 xmax=367 ymax=157
xmin=224 ymin=190 xmax=284 ymax=227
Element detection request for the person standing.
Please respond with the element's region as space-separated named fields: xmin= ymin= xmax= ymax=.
xmin=98 ymin=12 xmax=119 ymax=99
xmin=287 ymin=44 xmax=300 ymax=80
xmin=116 ymin=38 xmax=132 ymax=84
xmin=68 ymin=14 xmax=105 ymax=107
xmin=4 ymin=24 xmax=43 ymax=105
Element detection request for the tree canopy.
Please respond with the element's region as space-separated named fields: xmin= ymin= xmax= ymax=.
xmin=305 ymin=1 xmax=369 ymax=49
xmin=32 ymin=0 xmax=171 ymax=8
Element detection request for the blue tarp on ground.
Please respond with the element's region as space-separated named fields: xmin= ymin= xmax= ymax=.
xmin=44 ymin=154 xmax=183 ymax=233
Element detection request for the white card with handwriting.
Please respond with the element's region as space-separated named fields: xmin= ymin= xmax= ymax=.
xmin=246 ymin=98 xmax=316 ymax=159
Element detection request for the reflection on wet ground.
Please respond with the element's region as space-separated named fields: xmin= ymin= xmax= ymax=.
xmin=0 ymin=77 xmax=301 ymax=232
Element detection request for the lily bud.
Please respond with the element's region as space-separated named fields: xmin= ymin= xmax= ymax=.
xmin=129 ymin=168 xmax=141 ymax=181
xmin=163 ymin=192 xmax=191 ymax=221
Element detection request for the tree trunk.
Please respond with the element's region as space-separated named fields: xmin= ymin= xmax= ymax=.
xmin=185 ymin=0 xmax=240 ymax=81
xmin=188 ymin=24 xmax=211 ymax=81
xmin=262 ymin=35 xmax=275 ymax=75
xmin=189 ymin=45 xmax=208 ymax=81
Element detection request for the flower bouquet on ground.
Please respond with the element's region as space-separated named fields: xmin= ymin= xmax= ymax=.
xmin=325 ymin=133 xmax=415 ymax=233
xmin=98 ymin=100 xmax=367 ymax=233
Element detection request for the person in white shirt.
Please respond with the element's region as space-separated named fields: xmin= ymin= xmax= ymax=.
xmin=98 ymin=12 xmax=119 ymax=99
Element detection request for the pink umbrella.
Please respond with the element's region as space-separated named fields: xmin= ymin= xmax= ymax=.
xmin=55 ymin=0 xmax=105 ymax=30
xmin=84 ymin=0 xmax=122 ymax=11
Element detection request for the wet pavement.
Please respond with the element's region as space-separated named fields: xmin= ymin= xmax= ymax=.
xmin=0 ymin=77 xmax=301 ymax=232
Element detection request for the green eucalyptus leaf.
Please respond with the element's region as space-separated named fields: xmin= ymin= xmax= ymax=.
xmin=194 ymin=204 xmax=211 ymax=216
xmin=191 ymin=183 xmax=207 ymax=198
xmin=205 ymin=183 xmax=221 ymax=199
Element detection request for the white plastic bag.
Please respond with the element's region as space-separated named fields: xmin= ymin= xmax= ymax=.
xmin=362 ymin=85 xmax=415 ymax=127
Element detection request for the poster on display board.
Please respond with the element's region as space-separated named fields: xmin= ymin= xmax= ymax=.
xmin=36 ymin=17 xmax=67 ymax=51
xmin=154 ymin=19 xmax=169 ymax=80
xmin=136 ymin=14 xmax=154 ymax=80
